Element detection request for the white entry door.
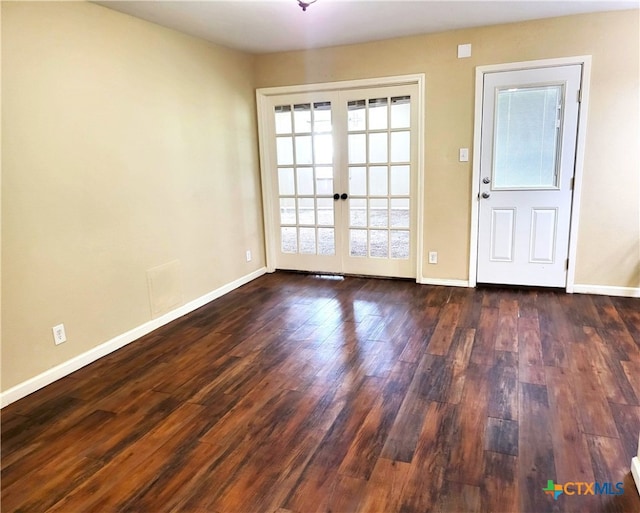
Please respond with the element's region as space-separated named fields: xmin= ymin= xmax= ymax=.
xmin=260 ymin=82 xmax=420 ymax=279
xmin=477 ymin=65 xmax=582 ymax=287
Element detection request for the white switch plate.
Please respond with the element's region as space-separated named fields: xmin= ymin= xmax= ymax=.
xmin=428 ymin=251 xmax=438 ymax=264
xmin=52 ymin=324 xmax=67 ymax=345
xmin=457 ymin=43 xmax=472 ymax=58
xmin=459 ymin=148 xmax=469 ymax=162
xmin=246 ymin=250 xmax=252 ymax=262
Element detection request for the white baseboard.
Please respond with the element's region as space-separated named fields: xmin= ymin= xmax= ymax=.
xmin=632 ymin=456 xmax=640 ymax=496
xmin=418 ymin=277 xmax=470 ymax=287
xmin=418 ymin=280 xmax=640 ymax=297
xmin=0 ymin=267 xmax=267 ymax=409
xmin=572 ymin=284 xmax=640 ymax=298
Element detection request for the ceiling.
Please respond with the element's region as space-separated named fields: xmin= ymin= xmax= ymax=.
xmin=96 ymin=0 xmax=639 ymax=54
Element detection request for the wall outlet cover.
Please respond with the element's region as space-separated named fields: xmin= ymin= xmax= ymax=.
xmin=52 ymin=324 xmax=67 ymax=345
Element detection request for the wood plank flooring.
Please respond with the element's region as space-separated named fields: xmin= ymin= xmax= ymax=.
xmin=2 ymin=271 xmax=640 ymax=512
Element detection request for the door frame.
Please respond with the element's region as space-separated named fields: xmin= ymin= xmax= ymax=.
xmin=468 ymin=56 xmax=592 ymax=292
xmin=256 ymin=74 xmax=426 ymax=282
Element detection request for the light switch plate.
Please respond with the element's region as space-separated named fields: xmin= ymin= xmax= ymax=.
xmin=459 ymin=148 xmax=469 ymax=162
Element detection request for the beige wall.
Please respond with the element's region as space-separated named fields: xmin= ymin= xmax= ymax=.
xmin=255 ymin=10 xmax=640 ymax=288
xmin=2 ymin=2 xmax=264 ymax=391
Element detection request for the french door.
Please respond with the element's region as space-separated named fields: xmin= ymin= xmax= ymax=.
xmin=476 ymin=65 xmax=582 ymax=287
xmin=258 ymin=80 xmax=421 ymax=279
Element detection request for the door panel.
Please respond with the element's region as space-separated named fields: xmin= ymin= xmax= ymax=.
xmin=477 ymin=65 xmax=581 ymax=287
xmin=529 ymin=208 xmax=557 ymax=263
xmin=490 ymin=208 xmax=515 ymax=262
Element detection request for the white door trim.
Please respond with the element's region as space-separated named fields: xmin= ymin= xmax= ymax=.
xmin=468 ymin=56 xmax=591 ymax=291
xmin=256 ymin=74 xmax=426 ymax=282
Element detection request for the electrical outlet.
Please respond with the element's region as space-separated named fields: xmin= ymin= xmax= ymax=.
xmin=428 ymin=251 xmax=438 ymax=264
xmin=52 ymin=324 xmax=67 ymax=345
xmin=246 ymin=250 xmax=252 ymax=262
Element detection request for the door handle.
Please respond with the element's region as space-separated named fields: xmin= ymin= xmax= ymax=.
xmin=482 ymin=177 xmax=491 ymax=184
xmin=481 ymin=192 xmax=491 ymax=199
xmin=341 ymin=193 xmax=348 ymax=200
xmin=333 ymin=193 xmax=340 ymax=201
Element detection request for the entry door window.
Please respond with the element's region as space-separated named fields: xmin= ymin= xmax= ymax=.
xmin=493 ymin=85 xmax=564 ymax=189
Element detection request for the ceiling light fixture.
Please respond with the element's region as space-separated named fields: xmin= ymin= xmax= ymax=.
xmin=297 ymin=0 xmax=317 ymax=12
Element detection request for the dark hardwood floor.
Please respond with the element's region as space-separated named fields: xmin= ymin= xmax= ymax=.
xmin=2 ymin=271 xmax=640 ymax=512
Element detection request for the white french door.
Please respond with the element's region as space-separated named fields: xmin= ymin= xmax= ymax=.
xmin=258 ymin=80 xmax=421 ymax=279
xmin=476 ymin=65 xmax=582 ymax=287
xmin=270 ymin=93 xmax=343 ymax=273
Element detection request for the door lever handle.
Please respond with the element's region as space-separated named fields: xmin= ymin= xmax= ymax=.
xmin=481 ymin=192 xmax=491 ymax=199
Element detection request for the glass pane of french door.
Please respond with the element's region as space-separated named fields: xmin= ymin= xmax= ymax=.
xmin=343 ymin=91 xmax=415 ymax=277
xmin=272 ymin=99 xmax=342 ymax=272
